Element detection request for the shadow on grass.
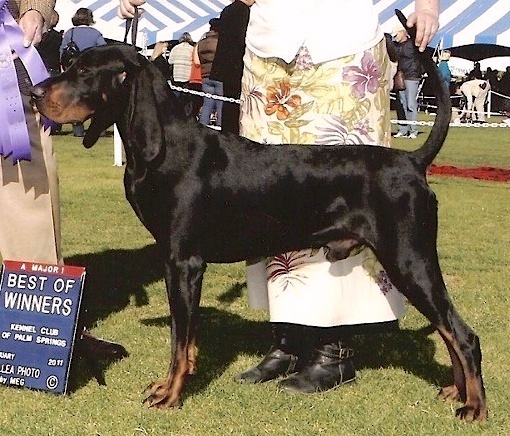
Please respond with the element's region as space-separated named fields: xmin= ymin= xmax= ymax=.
xmin=64 ymin=245 xmax=450 ymax=398
xmin=67 ymin=244 xmax=161 ymax=326
xmin=141 ymin=308 xmax=451 ymax=404
xmin=352 ymin=325 xmax=451 ymax=387
xmin=66 ymin=244 xmax=162 ymax=391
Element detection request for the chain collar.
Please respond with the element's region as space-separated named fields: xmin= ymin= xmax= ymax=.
xmin=167 ymin=81 xmax=241 ymax=104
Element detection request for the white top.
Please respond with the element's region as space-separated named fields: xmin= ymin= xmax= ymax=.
xmin=245 ymin=0 xmax=383 ymax=64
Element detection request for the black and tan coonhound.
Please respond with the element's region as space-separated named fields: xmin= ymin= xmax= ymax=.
xmin=31 ymin=16 xmax=487 ymax=421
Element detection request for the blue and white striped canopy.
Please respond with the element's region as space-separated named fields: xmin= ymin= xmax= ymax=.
xmin=376 ymin=0 xmax=510 ymax=49
xmin=55 ymin=0 xmax=231 ymax=48
xmin=55 ymin=0 xmax=510 ymax=57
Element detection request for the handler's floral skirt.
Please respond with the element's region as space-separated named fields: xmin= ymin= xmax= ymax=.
xmin=239 ymin=40 xmax=406 ymax=326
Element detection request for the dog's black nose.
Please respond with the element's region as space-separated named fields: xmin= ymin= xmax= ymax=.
xmin=30 ymin=85 xmax=46 ymax=100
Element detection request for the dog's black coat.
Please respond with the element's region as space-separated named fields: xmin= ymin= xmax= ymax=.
xmin=31 ymin=15 xmax=487 ymax=421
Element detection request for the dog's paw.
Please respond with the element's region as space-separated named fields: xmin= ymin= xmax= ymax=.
xmin=438 ymin=384 xmax=461 ymax=402
xmin=455 ymin=404 xmax=488 ymax=422
xmin=142 ymin=380 xmax=183 ymax=409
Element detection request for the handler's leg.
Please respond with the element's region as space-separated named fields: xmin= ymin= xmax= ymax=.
xmin=237 ymin=43 xmax=406 ymax=391
xmin=0 ymin=95 xmax=61 ymax=264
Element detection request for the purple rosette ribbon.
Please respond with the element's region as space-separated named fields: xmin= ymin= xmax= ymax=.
xmin=0 ymin=1 xmax=51 ymax=162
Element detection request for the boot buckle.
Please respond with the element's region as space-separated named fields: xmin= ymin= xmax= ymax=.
xmin=338 ymin=347 xmax=354 ymax=360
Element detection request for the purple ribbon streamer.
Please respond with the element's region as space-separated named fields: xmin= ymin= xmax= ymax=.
xmin=0 ymin=2 xmax=50 ymax=162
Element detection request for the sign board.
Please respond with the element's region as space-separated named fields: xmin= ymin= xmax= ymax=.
xmin=0 ymin=260 xmax=85 ymax=394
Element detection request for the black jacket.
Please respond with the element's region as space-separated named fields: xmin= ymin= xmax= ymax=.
xmin=37 ymin=29 xmax=62 ymax=75
xmin=209 ymin=0 xmax=250 ymax=92
xmin=391 ymin=38 xmax=424 ymax=81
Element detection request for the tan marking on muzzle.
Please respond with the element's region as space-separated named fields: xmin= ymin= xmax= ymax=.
xmin=35 ymin=82 xmax=94 ymax=124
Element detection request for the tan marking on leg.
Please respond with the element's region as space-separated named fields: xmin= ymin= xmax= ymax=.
xmin=436 ymin=326 xmax=487 ymax=421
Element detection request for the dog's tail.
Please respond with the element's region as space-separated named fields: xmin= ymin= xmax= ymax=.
xmin=395 ymin=10 xmax=451 ymax=170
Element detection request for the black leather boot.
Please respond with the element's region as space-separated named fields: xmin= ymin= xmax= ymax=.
xmin=278 ymin=333 xmax=356 ymax=393
xmin=234 ymin=323 xmax=302 ymax=384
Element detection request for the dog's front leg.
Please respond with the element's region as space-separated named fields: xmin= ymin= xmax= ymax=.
xmin=143 ymin=255 xmax=205 ymax=409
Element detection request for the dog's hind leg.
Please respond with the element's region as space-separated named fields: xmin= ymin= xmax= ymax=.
xmin=373 ymin=211 xmax=487 ymax=421
xmin=381 ymin=248 xmax=487 ymax=421
xmin=434 ymin=322 xmax=486 ymax=421
xmin=435 ymin=334 xmax=464 ymax=402
xmin=143 ymin=254 xmax=205 ymax=409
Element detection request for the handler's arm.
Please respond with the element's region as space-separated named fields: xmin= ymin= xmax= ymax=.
xmin=118 ymin=0 xmax=146 ymax=19
xmin=18 ymin=0 xmax=56 ymax=47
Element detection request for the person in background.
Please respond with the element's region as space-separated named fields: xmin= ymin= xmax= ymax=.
xmin=483 ymin=67 xmax=498 ymax=91
xmin=168 ymin=32 xmax=203 ymax=118
xmin=168 ymin=32 xmax=194 ymax=88
xmin=36 ymin=9 xmax=62 ymax=134
xmin=499 ymin=66 xmax=510 ymax=96
xmin=1 ymin=0 xmax=126 ymax=370
xmin=457 ymin=77 xmax=490 ymax=123
xmin=149 ymin=41 xmax=174 ymax=80
xmin=197 ymin=18 xmax=222 ymax=128
xmin=468 ymin=61 xmax=482 ymax=80
xmin=209 ymin=0 xmax=255 ymax=134
xmin=236 ymin=0 xmax=439 ymax=393
xmin=484 ymin=66 xmax=501 ymax=112
xmin=60 ymin=7 xmax=106 ymax=137
xmin=437 ymin=50 xmax=452 ymax=92
xmin=390 ymin=25 xmax=424 ymax=139
xmin=188 ymin=43 xmax=204 ymax=120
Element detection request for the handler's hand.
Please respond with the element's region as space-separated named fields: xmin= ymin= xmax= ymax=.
xmin=18 ymin=9 xmax=45 ymax=47
xmin=406 ymin=10 xmax=439 ymax=52
xmin=118 ymin=0 xmax=146 ymax=19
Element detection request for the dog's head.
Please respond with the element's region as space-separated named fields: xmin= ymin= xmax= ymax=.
xmin=32 ymin=44 xmax=146 ymax=147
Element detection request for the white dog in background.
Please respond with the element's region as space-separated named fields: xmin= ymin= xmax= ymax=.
xmin=454 ymin=79 xmax=491 ymax=122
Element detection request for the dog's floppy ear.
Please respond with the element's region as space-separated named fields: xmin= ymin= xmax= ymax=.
xmin=83 ymin=45 xmax=143 ymax=148
xmin=83 ymin=107 xmax=116 ymax=148
xmin=127 ymin=64 xmax=169 ymax=165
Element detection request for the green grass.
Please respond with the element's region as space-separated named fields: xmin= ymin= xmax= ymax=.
xmin=392 ymin=113 xmax=510 ymax=168
xmin=0 ymin=119 xmax=509 ymax=435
